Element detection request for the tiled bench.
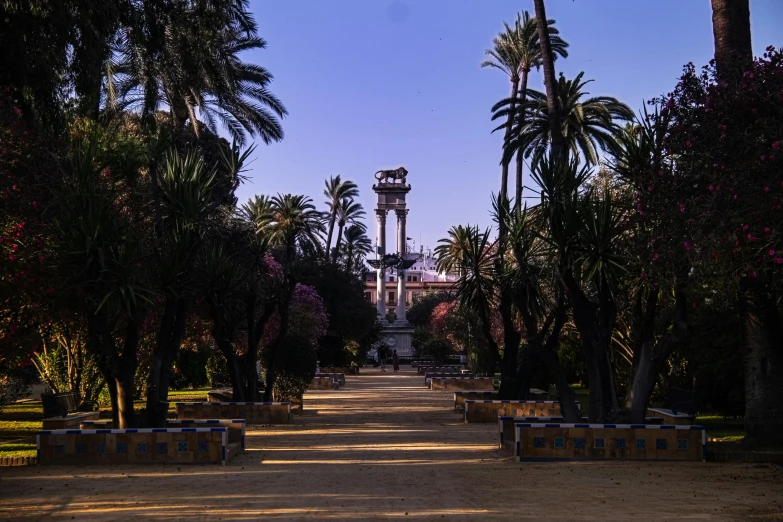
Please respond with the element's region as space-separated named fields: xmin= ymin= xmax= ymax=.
xmin=174 ymin=402 xmax=291 ymax=424
xmin=424 ymin=372 xmax=473 ymax=385
xmin=309 ymin=376 xmax=338 ymax=390
xmin=37 ymin=428 xmax=229 ymax=465
xmin=430 ymin=377 xmax=495 ymax=391
xmin=417 ymin=365 xmax=464 ymax=375
xmin=317 ymin=373 xmax=346 ymax=386
xmin=166 ymin=419 xmax=246 ymax=451
xmin=498 ymin=416 xmax=664 ymax=451
xmin=465 ymin=400 xmax=581 ymax=423
xmin=208 ymin=389 xmax=234 ymax=403
xmin=42 ymin=411 xmax=100 ymax=430
xmin=79 ymin=419 xmax=114 ymax=430
xmin=453 ymin=391 xmax=498 ymax=411
xmin=513 ymin=423 xmax=706 ymax=462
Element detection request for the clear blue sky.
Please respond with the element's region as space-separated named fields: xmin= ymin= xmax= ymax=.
xmin=238 ymin=0 xmax=782 ymax=253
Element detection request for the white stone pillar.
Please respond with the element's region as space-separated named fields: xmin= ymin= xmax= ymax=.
xmin=396 ymin=209 xmax=408 ymax=323
xmin=375 ymin=210 xmax=387 ymax=318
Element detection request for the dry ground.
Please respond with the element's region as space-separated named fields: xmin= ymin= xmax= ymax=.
xmin=0 ymin=368 xmax=781 ymax=521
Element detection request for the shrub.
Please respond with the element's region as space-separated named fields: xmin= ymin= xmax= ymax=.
xmin=273 ymin=332 xmax=317 ymax=402
xmin=421 ymin=338 xmax=452 ymax=364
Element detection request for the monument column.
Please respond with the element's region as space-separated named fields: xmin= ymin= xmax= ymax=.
xmin=395 ymin=209 xmax=408 ymax=323
xmin=375 ymin=209 xmax=387 ymax=318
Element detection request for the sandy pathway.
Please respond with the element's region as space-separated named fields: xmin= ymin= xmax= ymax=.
xmin=1 ymin=368 xmax=781 ymax=521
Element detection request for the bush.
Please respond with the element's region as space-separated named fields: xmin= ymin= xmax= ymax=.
xmin=0 ymin=369 xmax=34 ymax=412
xmin=273 ymin=332 xmax=317 ymax=402
xmin=421 ymin=338 xmax=452 ymax=364
xmin=206 ymin=350 xmax=228 ymax=388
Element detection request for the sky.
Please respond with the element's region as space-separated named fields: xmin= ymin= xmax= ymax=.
xmin=237 ymin=0 xmax=782 ymax=254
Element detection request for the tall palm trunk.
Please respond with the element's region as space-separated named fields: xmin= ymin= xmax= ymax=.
xmin=738 ymin=280 xmax=783 ymax=447
xmin=501 ymin=77 xmax=520 ymax=206
xmin=514 ymin=68 xmax=530 ymax=212
xmin=346 ymin=245 xmax=355 ymax=273
xmin=533 ymin=0 xmax=565 ymax=160
xmin=332 ymin=222 xmax=345 ymax=263
xmin=710 ymin=0 xmax=752 ymax=80
xmin=325 ymin=214 xmax=337 ymax=262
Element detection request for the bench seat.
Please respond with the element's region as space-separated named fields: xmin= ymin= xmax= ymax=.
xmin=42 ymin=411 xmax=100 ymax=430
xmin=647 ymin=408 xmax=695 ymax=425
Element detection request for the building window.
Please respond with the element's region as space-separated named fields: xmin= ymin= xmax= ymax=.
xmin=364 ymin=292 xmax=372 ymax=301
xmin=388 ymin=291 xmax=395 ymax=304
xmin=412 ymin=292 xmax=420 ymax=303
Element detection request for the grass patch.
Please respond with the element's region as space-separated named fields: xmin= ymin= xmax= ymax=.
xmin=0 ymin=420 xmax=40 ymax=441
xmin=0 ymin=442 xmax=36 ymax=458
xmin=696 ymin=415 xmax=745 ymax=448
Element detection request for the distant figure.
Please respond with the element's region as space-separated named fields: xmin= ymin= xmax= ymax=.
xmin=392 ymin=350 xmax=400 ymax=373
xmin=379 ymin=347 xmax=387 ymax=372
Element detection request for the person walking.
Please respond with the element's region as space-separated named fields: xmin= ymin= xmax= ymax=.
xmin=379 ymin=347 xmax=387 ymax=372
xmin=392 ymin=350 xmax=399 ymax=373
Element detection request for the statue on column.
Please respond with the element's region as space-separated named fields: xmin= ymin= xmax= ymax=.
xmin=374 ymin=167 xmax=408 ymax=185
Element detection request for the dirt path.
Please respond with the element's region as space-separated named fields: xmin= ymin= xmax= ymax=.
xmin=1 ymin=368 xmax=781 ymax=521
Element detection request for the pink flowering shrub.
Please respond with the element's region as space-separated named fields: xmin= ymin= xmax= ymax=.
xmin=650 ymin=46 xmax=783 ymax=279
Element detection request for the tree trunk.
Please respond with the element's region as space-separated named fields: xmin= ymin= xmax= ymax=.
xmin=535 ymin=304 xmax=580 ymax=421
xmin=246 ymin=304 xmax=275 ymax=400
xmin=213 ymin=332 xmax=246 ymax=402
xmin=502 ymin=76 xmax=520 ymax=205
xmin=263 ymin=280 xmax=296 ymax=402
xmin=624 ymin=285 xmax=688 ymax=423
xmin=114 ymin=317 xmax=141 ymax=429
xmin=710 ymin=0 xmax=752 ymax=80
xmin=532 ymin=0 xmax=565 ymax=160
xmin=332 ymin=222 xmax=345 ymax=263
xmin=145 ymin=298 xmax=188 ymax=427
xmin=739 ymin=281 xmax=783 ymax=448
xmin=325 ymin=213 xmax=337 ymax=262
xmin=563 ymin=273 xmax=618 ymax=422
xmin=514 ymin=69 xmax=530 ymax=213
xmin=497 ymin=285 xmax=522 ymax=400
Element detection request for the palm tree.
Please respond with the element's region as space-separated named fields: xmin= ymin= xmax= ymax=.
xmin=435 ymin=225 xmax=500 ymax=370
xmin=341 ymin=224 xmax=372 ymax=273
xmin=323 ymin=176 xmax=359 ymax=261
xmin=501 ymin=72 xmax=634 ymax=166
xmin=710 ymin=0 xmax=752 ymax=79
xmin=251 ymin=193 xmax=324 ymax=401
xmin=332 ymin=198 xmax=365 ymax=263
xmin=105 ymin=0 xmax=287 ymax=146
xmin=482 ymin=22 xmax=523 ymax=205
xmin=255 ymin=194 xmax=324 ymax=261
xmin=485 ymin=12 xmax=568 ymax=210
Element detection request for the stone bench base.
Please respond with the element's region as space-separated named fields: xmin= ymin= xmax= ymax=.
xmin=37 ymin=428 xmax=229 ymax=465
xmin=514 ymin=423 xmax=706 ymax=462
xmin=42 ymin=411 xmax=100 ymax=430
xmin=430 ymin=377 xmax=495 ymax=391
xmin=175 ymin=402 xmax=291 ymax=424
xmin=317 ymin=373 xmax=345 ymax=386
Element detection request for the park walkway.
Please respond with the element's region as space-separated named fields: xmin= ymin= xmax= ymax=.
xmin=1 ymin=367 xmax=782 ymax=521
